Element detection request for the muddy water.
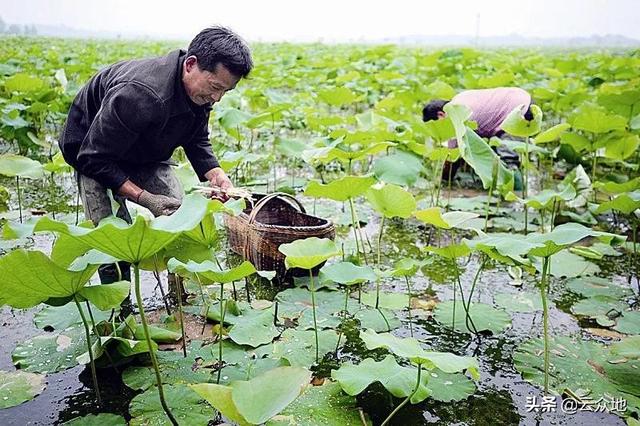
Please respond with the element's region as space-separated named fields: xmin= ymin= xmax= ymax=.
xmin=0 ymin=203 xmax=633 ymax=425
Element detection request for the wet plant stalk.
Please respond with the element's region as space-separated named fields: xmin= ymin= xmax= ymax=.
xmin=217 ymin=282 xmax=226 ymax=384
xmin=73 ymin=296 xmax=101 ymax=405
xmin=176 ymin=276 xmax=187 ymax=358
xmin=195 ymin=273 xmax=210 ymax=335
xmin=539 ymin=256 xmax=551 ymax=394
xmin=134 ymin=264 xmax=178 ymax=425
xmin=16 ymin=176 xmax=22 ymax=223
xmin=309 ymin=269 xmax=320 ymax=363
xmin=334 ymin=286 xmax=351 ymax=353
xmin=404 ymin=276 xmax=414 ymax=337
xmin=348 ymin=198 xmax=362 ymax=261
xmin=380 ymin=364 xmax=422 ymax=426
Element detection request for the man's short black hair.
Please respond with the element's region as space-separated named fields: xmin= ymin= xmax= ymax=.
xmin=188 ymin=26 xmax=253 ymax=78
xmin=422 ymin=99 xmax=449 ymax=122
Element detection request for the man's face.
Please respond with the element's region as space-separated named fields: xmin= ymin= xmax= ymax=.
xmin=182 ymin=56 xmax=240 ymax=106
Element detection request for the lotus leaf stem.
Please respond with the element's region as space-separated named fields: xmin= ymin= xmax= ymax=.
xmin=74 ymin=296 xmax=101 ymax=405
xmin=380 ymin=364 xmax=422 ymax=426
xmin=134 ymin=263 xmax=178 ymax=425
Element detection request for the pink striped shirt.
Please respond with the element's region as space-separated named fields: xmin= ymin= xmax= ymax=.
xmin=450 ymin=87 xmax=531 ymax=140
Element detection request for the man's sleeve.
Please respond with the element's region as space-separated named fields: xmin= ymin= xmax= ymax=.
xmin=183 ymin=114 xmax=220 ymax=182
xmin=76 ymin=83 xmax=163 ymax=190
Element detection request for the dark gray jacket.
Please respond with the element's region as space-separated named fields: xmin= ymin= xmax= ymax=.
xmin=60 ymin=49 xmax=219 ymax=190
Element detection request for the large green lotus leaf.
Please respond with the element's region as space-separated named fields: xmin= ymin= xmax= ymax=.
xmin=415 ymin=207 xmax=479 ymax=230
xmin=500 ymin=104 xmax=542 ymax=137
xmin=434 ymin=301 xmax=511 ymax=335
xmin=457 ymin=128 xmax=514 ymax=194
xmin=514 ymin=335 xmax=640 ymax=412
xmin=567 ymin=276 xmax=632 ymax=299
xmin=494 ymin=292 xmax=542 ymax=313
xmin=229 ymin=366 xmax=311 ymax=424
xmin=595 ymin=191 xmax=640 ymax=215
xmin=34 ymin=193 xmax=213 ymax=263
xmin=176 ymin=198 xmax=240 ymax=248
xmin=268 ymin=328 xmax=340 ymax=368
xmin=604 ymin=133 xmax=640 ymax=160
xmin=129 ymin=384 xmax=216 ymax=426
xmin=423 ymin=116 xmax=456 ymax=142
xmin=444 ymin=103 xmax=472 ymax=142
xmin=614 ymin=311 xmax=640 ymax=335
xmin=167 ymin=258 xmax=256 ymax=284
xmin=276 ymin=138 xmax=312 ymax=159
xmin=4 ymin=73 xmax=45 ymax=92
xmin=318 ymin=87 xmax=358 ymax=106
xmin=77 ymin=334 xmax=153 ymax=365
xmin=49 ymin=221 xmax=94 ymax=268
xmin=355 ymin=308 xmax=402 ymax=332
xmin=306 ymin=142 xmax=397 ymax=164
xmin=512 ymin=185 xmax=576 ymax=210
xmin=12 ymin=327 xmax=90 ymax=373
xmin=0 ymin=250 xmax=97 ymax=309
xmin=391 ymin=258 xmax=427 ymax=277
xmin=62 ymin=413 xmax=127 ymax=425
xmin=77 ymin=282 xmax=130 ymax=311
xmin=366 ymin=183 xmax=416 ymax=218
xmin=466 ymin=233 xmax=537 ymax=264
xmin=331 ymin=355 xmax=430 ymax=404
xmin=275 ymin=288 xmax=358 ymax=330
xmin=602 ymin=359 xmax=640 ymax=396
xmin=2 ymin=217 xmax=39 ymax=239
xmin=532 ymin=123 xmax=571 ymax=144
xmin=373 ymin=151 xmax=425 ymax=186
xmin=534 ymin=250 xmax=600 ymax=278
xmin=611 ymin=336 xmax=640 ymax=359
xmin=359 ymin=329 xmax=480 ymax=377
xmin=594 ymin=177 xmax=640 ymax=195
xmin=34 ymin=303 xmax=111 ymax=331
xmin=570 ymin=104 xmax=628 ymax=134
xmin=425 ymin=369 xmax=476 ymax=402
xmin=0 ymin=370 xmax=46 ymax=409
xmin=598 ymin=89 xmax=640 ymax=118
xmin=279 ymin=237 xmax=340 ymax=270
xmin=319 ymin=262 xmax=376 ymax=285
xmin=218 ymin=107 xmax=253 ymax=140
xmin=525 ymin=222 xmax=624 ymax=258
xmin=0 ymin=154 xmax=44 ymax=179
xmin=304 ymin=176 xmax=376 ymax=202
xmin=571 ymin=295 xmax=628 ymax=320
xmin=266 ymin=381 xmax=368 ymax=425
xmin=223 ymin=358 xmax=291 ymax=385
xmin=360 ymin=291 xmax=407 ymax=310
xmin=424 ymin=243 xmax=472 ymax=260
xmin=123 ymin=346 xmax=217 ymax=391
xmin=190 ymin=383 xmax=249 ymax=425
xmin=229 ymin=306 xmax=281 ymax=347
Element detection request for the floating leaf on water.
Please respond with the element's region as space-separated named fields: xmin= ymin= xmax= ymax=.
xmin=191 ymin=366 xmax=311 ymax=425
xmin=12 ymin=328 xmax=89 ymax=374
xmin=62 ymin=413 xmax=127 ymax=425
xmin=0 ymin=370 xmax=46 ymax=409
xmin=434 ymin=301 xmax=512 ymax=335
xmin=494 ymin=292 xmax=542 ymax=313
xmin=129 ymin=384 xmax=216 ymax=426
xmin=265 ymin=381 xmax=368 ymax=425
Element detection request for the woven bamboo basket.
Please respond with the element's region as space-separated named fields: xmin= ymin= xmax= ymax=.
xmin=223 ymin=192 xmax=335 ymax=279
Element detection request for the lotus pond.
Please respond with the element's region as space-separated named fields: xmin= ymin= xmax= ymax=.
xmin=0 ymin=37 xmax=639 ymax=425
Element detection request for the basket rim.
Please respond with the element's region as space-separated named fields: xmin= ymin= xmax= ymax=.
xmin=225 ymin=212 xmax=334 ymax=233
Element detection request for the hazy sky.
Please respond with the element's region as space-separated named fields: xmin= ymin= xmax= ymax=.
xmin=2 ymin=0 xmax=639 ymax=41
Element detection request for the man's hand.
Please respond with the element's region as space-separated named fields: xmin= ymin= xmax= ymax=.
xmin=204 ymin=167 xmax=234 ymax=201
xmin=137 ymin=190 xmax=181 ymax=216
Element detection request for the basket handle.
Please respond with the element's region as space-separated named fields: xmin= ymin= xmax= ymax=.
xmin=247 ymin=192 xmax=306 ymax=225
